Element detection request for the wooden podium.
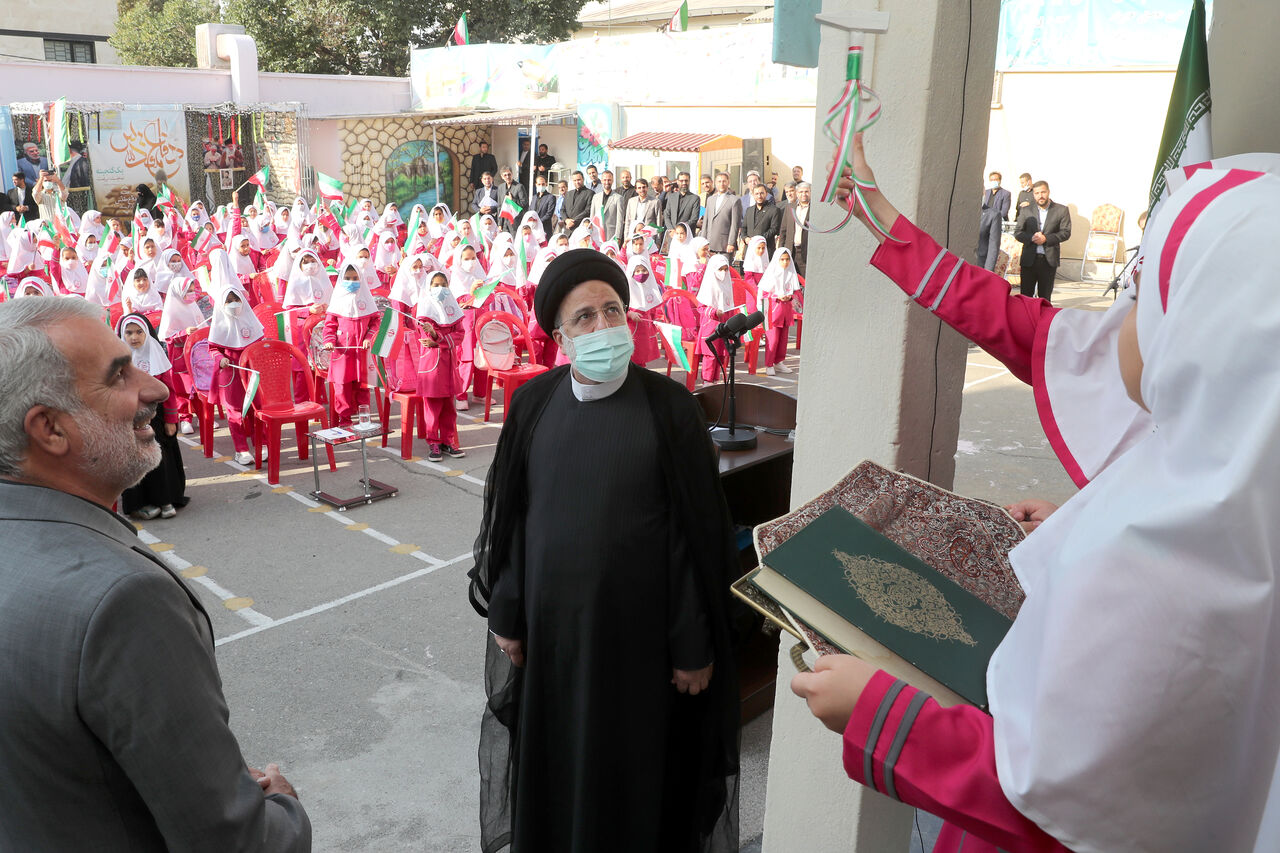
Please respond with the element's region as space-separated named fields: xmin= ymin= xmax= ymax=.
xmin=694 ymin=383 xmax=796 ymax=723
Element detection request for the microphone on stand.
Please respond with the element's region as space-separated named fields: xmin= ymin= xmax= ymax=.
xmin=706 ymin=310 xmax=765 ymax=451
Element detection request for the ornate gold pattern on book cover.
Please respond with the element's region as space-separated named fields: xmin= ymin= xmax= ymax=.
xmin=835 ymin=549 xmax=977 ymax=646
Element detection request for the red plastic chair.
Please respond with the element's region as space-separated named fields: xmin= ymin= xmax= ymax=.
xmin=657 ymin=288 xmax=701 ymax=391
xmin=238 ymin=339 xmax=336 ymax=485
xmin=252 ymin=273 xmax=282 ymax=308
xmin=182 ymin=327 xmax=218 ymax=458
xmin=474 ymin=310 xmax=548 ymax=422
xmin=254 ymin=302 xmax=283 ymax=339
xmin=376 ymin=320 xmax=433 ymax=460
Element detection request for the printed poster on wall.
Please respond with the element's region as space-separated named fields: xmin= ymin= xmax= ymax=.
xmin=88 ymin=108 xmax=190 ymax=217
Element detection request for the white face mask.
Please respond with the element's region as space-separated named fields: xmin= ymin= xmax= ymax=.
xmin=357 ymin=257 xmax=371 ymax=269
xmin=223 ymin=301 xmax=242 ymax=316
xmin=987 ymin=181 xmax=1000 ymax=190
xmin=167 ymin=258 xmax=182 ymax=271
xmin=301 ymin=260 xmax=319 ymax=274
xmin=460 ymin=258 xmax=476 ymax=272
xmin=60 ymin=259 xmax=75 ymax=269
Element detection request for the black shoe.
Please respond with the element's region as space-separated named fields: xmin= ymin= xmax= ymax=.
xmin=443 ymin=445 xmax=467 ymax=459
xmin=426 ymin=444 xmax=443 ymax=462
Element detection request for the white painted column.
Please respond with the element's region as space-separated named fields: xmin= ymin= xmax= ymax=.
xmin=761 ymin=1 xmax=999 ymax=849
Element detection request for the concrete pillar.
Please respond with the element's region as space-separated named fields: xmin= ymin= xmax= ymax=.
xmin=760 ymin=1 xmax=999 ymax=849
xmin=1208 ymin=2 xmax=1280 ymax=157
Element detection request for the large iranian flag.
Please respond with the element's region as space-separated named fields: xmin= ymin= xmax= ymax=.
xmin=46 ymin=97 xmax=69 ymax=169
xmin=500 ymin=196 xmax=523 ymax=223
xmin=667 ymin=0 xmax=688 ymax=33
xmin=1147 ymin=0 xmax=1211 ymax=222
xmin=246 ymin=165 xmax=270 ymax=190
xmin=453 ymin=13 xmax=470 ymax=46
xmin=316 ymin=171 xmax=344 ymax=203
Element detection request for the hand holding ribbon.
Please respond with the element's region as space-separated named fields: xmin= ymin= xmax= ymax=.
xmin=810 ymin=45 xmax=902 ymax=243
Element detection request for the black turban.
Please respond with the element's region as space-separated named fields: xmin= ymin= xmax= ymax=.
xmin=533 ymin=248 xmax=629 ymax=333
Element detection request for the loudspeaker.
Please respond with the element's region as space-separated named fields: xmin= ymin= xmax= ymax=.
xmin=741 ymin=138 xmax=773 ymax=182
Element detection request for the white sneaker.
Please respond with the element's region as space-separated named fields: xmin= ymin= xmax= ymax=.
xmin=775 ymin=363 xmax=793 ymax=374
xmin=765 ymin=366 xmax=776 ymax=376
xmin=233 ymin=451 xmax=253 ymax=466
xmin=455 ymin=399 xmax=470 ymax=411
xmin=179 ymin=421 xmax=194 ymax=435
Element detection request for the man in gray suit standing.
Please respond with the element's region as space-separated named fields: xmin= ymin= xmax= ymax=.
xmin=702 ymin=171 xmax=741 ymax=261
xmin=0 ymin=297 xmax=311 ymax=852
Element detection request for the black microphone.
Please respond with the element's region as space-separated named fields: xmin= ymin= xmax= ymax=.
xmin=704 ymin=310 xmax=764 ymax=346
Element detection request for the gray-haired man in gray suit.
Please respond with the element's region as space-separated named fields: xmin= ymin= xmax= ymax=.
xmin=0 ymin=297 xmax=311 ymax=852
xmin=702 ymin=171 xmax=741 ymax=261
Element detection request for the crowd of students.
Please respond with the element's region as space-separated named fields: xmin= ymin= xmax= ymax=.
xmin=0 ymin=179 xmax=805 ymax=488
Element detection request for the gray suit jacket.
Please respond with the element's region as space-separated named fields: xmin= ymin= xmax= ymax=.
xmin=702 ymin=192 xmax=741 ymax=252
xmin=625 ymin=196 xmax=660 ymax=234
xmin=591 ymin=189 xmax=626 ymax=242
xmin=0 ymin=482 xmax=311 ymax=852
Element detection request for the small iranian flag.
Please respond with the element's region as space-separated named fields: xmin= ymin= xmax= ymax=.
xmin=103 ymin=229 xmax=121 ymax=256
xmin=732 ymin=304 xmax=756 ymax=343
xmin=470 ymin=275 xmax=501 ymax=308
xmin=246 ymin=165 xmax=270 ymax=190
xmin=404 ymin=206 xmax=423 ymax=243
xmin=46 ymin=97 xmax=69 ymax=169
xmin=667 ymin=0 xmax=688 ymax=33
xmin=193 ymin=223 xmax=217 ymax=255
xmin=452 ymin=13 xmax=470 ymax=46
xmin=655 ymin=322 xmax=692 ymax=371
xmin=239 ymin=367 xmax=261 ymax=420
xmin=372 ymin=306 xmax=402 ymax=359
xmin=499 ymin=196 xmax=523 ymax=223
xmin=36 ymin=221 xmax=58 ymax=255
xmin=316 ymin=171 xmax=344 ymax=203
xmin=515 ymin=235 xmax=529 ymax=286
xmin=275 ymin=310 xmax=291 ymax=342
xmin=252 ymin=188 xmax=265 ymax=210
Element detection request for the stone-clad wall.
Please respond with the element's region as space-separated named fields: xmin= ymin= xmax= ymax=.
xmin=338 ymin=116 xmax=487 ymax=211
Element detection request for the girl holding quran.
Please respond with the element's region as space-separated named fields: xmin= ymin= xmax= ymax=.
xmin=791 ymin=134 xmax=1280 ymax=852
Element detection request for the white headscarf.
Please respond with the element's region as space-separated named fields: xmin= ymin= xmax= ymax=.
xmin=246 ymin=209 xmax=280 ymax=251
xmin=486 ymin=233 xmax=520 ymax=286
xmin=154 ymin=247 xmax=192 ymax=295
xmin=13 ymin=276 xmax=54 ymax=298
xmin=75 ymin=227 xmax=100 ymax=263
xmin=389 ymin=252 xmax=435 ymax=308
xmin=527 ymin=246 xmax=559 ymax=287
xmin=479 ymin=213 xmax=499 ymax=246
xmin=377 ymin=203 xmax=403 ymax=230
xmin=518 ymin=210 xmax=546 ymax=246
xmin=327 ymin=260 xmax=379 ymax=320
xmin=123 ymin=271 xmax=164 ymax=313
xmin=185 ymin=201 xmax=210 ymax=232
xmin=625 ymin=256 xmax=662 ymax=312
xmin=282 ymin=249 xmax=333 ymax=308
xmin=6 ymin=230 xmax=39 ymax=275
xmin=78 ymin=209 xmax=104 ymax=241
xmin=58 ymin=253 xmax=89 ymax=295
xmin=118 ymin=314 xmax=173 ymax=375
xmin=989 ymin=166 xmax=1280 ymax=853
xmin=448 ymin=244 xmax=482 ymax=298
xmin=85 ymin=250 xmax=115 ymax=306
xmin=757 ymin=247 xmax=800 ymax=298
xmin=416 ymin=270 xmax=464 ymax=326
xmin=427 ymin=203 xmax=452 ymax=239
xmin=208 ymin=285 xmax=264 ymax=348
xmin=696 ymin=255 xmax=734 ymax=312
xmin=206 ymin=247 xmax=240 ymax=301
xmin=569 ymin=223 xmax=594 ymax=249
xmin=157 ymin=275 xmax=206 ymax=341
xmin=373 ymin=230 xmax=402 ymax=271
xmin=228 ymin=234 xmax=257 ymax=276
xmin=744 ymin=235 xmax=769 ymax=274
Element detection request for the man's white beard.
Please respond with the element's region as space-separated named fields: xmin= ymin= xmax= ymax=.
xmin=74 ymin=405 xmax=162 ymax=491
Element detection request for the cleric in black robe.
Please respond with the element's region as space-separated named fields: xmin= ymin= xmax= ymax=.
xmin=469 ymin=249 xmax=740 ymax=853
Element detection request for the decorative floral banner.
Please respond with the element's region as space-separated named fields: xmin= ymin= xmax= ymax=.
xmin=89 ymin=108 xmax=190 ymax=217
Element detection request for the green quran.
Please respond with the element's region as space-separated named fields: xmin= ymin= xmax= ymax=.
xmin=733 ymin=460 xmax=1025 ymax=710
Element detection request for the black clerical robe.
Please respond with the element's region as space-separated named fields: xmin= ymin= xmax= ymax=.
xmin=471 ymin=365 xmax=740 ymax=853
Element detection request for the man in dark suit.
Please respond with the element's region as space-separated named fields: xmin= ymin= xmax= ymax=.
xmin=498 ymin=166 xmax=527 ymax=233
xmin=740 ymin=184 xmax=782 ymax=258
xmin=516 ymin=140 xmax=532 ymax=185
xmin=662 ymin=171 xmax=701 ymax=238
xmin=532 ymin=143 xmax=555 ymax=181
xmin=778 ymin=181 xmax=811 ymax=278
xmin=1014 ymin=180 xmax=1071 ymax=303
xmin=533 ymin=175 xmax=557 ymax=236
xmin=561 ymin=171 xmax=594 ymax=232
xmin=473 ymin=171 xmax=503 ymax=219
xmin=1014 ymin=172 xmax=1035 ymax=221
xmin=978 ymin=170 xmax=1011 ymax=270
xmin=470 ymin=141 xmax=498 ymax=194
xmin=7 ymin=172 xmax=35 ymax=221
xmin=702 ymin=172 xmax=741 ymax=261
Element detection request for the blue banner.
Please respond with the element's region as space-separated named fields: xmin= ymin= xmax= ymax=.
xmin=0 ymin=106 xmax=16 ymax=188
xmin=997 ymin=0 xmax=1206 ymax=69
